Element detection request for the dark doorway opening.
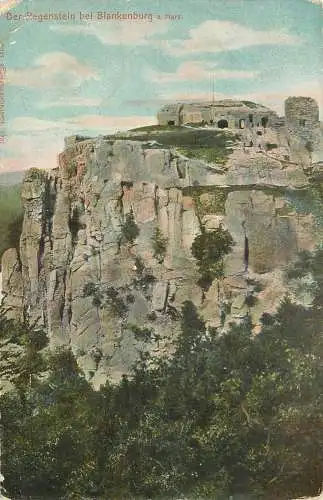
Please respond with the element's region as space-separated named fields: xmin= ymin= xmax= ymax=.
xmin=217 ymin=119 xmax=228 ymax=129
xmin=249 ymin=114 xmax=253 ymax=123
xmin=261 ymin=117 xmax=268 ymax=128
xmin=168 ymin=120 xmax=175 ymax=126
xmin=257 ymin=131 xmax=263 ymax=136
xmin=244 ymin=235 xmax=249 ymax=272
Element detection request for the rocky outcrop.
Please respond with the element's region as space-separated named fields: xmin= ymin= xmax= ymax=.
xmin=1 ymin=134 xmax=322 ymax=387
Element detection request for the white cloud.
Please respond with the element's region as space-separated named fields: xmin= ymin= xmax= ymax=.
xmin=0 ymin=133 xmax=64 ymax=171
xmin=0 ymin=0 xmax=22 ymax=15
xmin=62 ymin=114 xmax=157 ymax=131
xmin=10 ymin=114 xmax=156 ymax=134
xmin=307 ymin=0 xmax=323 ymax=5
xmin=38 ymin=97 xmax=103 ymax=108
xmin=162 ymin=20 xmax=300 ymax=56
xmin=1 ymin=113 xmax=157 ymax=172
xmin=161 ymin=91 xmax=228 ymax=102
xmin=51 ymin=20 xmax=169 ymax=46
xmin=243 ymin=81 xmax=323 ymax=116
xmin=6 ymin=52 xmax=99 ymax=88
xmin=162 ymin=80 xmax=323 ymax=117
xmin=10 ymin=117 xmax=66 ymax=133
xmin=148 ymin=61 xmax=257 ymax=83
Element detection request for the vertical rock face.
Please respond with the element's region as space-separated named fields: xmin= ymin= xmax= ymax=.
xmin=1 ymin=136 xmax=321 ymax=387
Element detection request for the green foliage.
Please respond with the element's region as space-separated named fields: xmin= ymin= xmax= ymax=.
xmin=151 ymin=227 xmax=168 ymax=263
xmin=83 ymin=282 xmax=127 ymax=315
xmin=244 ymin=293 xmax=257 ymax=308
xmin=108 ymin=127 xmax=237 ymax=166
xmin=0 ymin=184 xmax=23 ymax=261
xmin=133 ymin=257 xmax=156 ymax=292
xmin=129 ymin=124 xmax=182 ymax=133
xmin=305 ymin=140 xmax=314 ymax=154
xmin=2 ymin=249 xmax=323 ymax=499
xmin=191 ymin=226 xmax=234 ymax=290
xmin=105 ymin=286 xmax=128 ymax=316
xmin=121 ymin=209 xmax=140 ymax=244
xmin=128 ymin=324 xmax=153 ymax=342
xmin=83 ymin=281 xmax=103 ymax=307
xmin=0 ymin=309 xmax=49 ymax=397
xmin=183 ymin=186 xmax=228 ymax=218
xmin=27 ymin=167 xmax=47 ymax=181
xmin=69 ymin=206 xmax=81 ymax=243
xmin=242 ymin=100 xmax=258 ymax=109
xmin=286 ymin=250 xmax=313 ymax=279
xmin=177 ymin=145 xmax=231 ymax=165
xmin=265 ymin=143 xmax=278 ymax=150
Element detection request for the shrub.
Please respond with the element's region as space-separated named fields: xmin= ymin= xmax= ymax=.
xmin=265 ymin=143 xmax=278 ymax=151
xmin=244 ymin=293 xmax=257 ymax=308
xmin=83 ymin=282 xmax=97 ymax=297
xmin=69 ymin=207 xmax=81 ymax=243
xmin=305 ymin=141 xmax=314 ymax=154
xmin=129 ymin=324 xmax=153 ymax=342
xmin=105 ymin=287 xmax=127 ymax=316
xmin=191 ymin=226 xmax=234 ymax=291
xmin=83 ymin=282 xmax=103 ymax=308
xmin=121 ymin=210 xmax=139 ymax=244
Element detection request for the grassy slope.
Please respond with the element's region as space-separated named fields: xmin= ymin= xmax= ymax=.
xmin=106 ymin=125 xmax=240 ymax=166
xmin=0 ymin=184 xmax=23 ymax=263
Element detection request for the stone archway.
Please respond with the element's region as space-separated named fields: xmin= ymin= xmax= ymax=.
xmin=217 ymin=119 xmax=228 ymax=129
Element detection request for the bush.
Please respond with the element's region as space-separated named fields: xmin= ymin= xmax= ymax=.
xmin=83 ymin=282 xmax=97 ymax=297
xmin=121 ymin=210 xmax=139 ymax=244
xmin=2 ymin=250 xmax=323 ymax=500
xmin=129 ymin=324 xmax=153 ymax=342
xmin=105 ymin=287 xmax=127 ymax=316
xmin=191 ymin=226 xmax=234 ymax=290
xmin=151 ymin=227 xmax=168 ymax=263
xmin=265 ymin=143 xmax=278 ymax=151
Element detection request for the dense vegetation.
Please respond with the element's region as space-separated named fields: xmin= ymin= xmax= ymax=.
xmin=0 ymin=184 xmax=23 ymax=263
xmin=191 ymin=225 xmax=234 ymax=291
xmin=1 ymin=249 xmax=323 ymax=499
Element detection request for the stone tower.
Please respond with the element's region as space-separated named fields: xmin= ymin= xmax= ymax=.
xmin=284 ymin=96 xmax=320 ymax=148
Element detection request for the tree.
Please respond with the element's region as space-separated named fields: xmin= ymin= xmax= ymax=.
xmin=121 ymin=209 xmax=140 ymax=244
xmin=151 ymin=227 xmax=168 ymax=263
xmin=191 ymin=225 xmax=234 ymax=290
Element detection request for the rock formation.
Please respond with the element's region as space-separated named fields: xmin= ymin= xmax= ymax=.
xmin=1 ymin=112 xmax=322 ymax=388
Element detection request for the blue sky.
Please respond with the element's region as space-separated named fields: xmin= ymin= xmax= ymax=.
xmin=0 ymin=0 xmax=322 ymax=171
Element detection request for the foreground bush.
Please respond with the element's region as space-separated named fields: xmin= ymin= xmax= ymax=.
xmin=1 ymin=250 xmax=323 ymax=499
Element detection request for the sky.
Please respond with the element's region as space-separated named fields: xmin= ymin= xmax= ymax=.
xmin=0 ymin=0 xmax=322 ymax=172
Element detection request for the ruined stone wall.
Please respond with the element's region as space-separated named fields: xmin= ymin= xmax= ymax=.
xmin=285 ymin=96 xmax=320 ymax=147
xmin=158 ymin=101 xmax=278 ymax=129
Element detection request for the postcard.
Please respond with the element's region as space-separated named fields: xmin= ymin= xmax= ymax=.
xmin=0 ymin=0 xmax=322 ymax=499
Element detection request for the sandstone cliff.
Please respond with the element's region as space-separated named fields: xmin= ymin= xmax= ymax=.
xmin=1 ymin=129 xmax=322 ymax=388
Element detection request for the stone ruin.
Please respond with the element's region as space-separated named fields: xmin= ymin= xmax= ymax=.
xmin=157 ymin=97 xmax=321 ymax=147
